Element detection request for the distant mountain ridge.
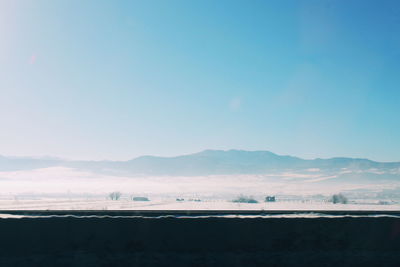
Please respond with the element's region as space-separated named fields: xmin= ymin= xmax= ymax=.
xmin=0 ymin=150 xmax=399 ymax=176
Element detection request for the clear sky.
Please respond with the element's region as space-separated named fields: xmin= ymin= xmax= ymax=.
xmin=1 ymin=0 xmax=399 ymax=161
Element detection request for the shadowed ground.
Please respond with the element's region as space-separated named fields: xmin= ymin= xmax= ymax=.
xmin=0 ymin=215 xmax=399 ymax=266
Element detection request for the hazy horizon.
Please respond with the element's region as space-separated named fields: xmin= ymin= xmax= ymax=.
xmin=1 ymin=148 xmax=400 ymax=163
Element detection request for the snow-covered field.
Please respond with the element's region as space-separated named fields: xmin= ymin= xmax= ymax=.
xmin=1 ymin=166 xmax=399 ymax=210
xmin=0 ymin=198 xmax=399 ymax=211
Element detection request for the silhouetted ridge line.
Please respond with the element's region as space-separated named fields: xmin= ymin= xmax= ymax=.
xmin=0 ymin=150 xmax=399 ymax=175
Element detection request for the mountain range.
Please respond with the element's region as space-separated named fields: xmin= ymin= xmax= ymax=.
xmin=1 ymin=150 xmax=399 ymax=176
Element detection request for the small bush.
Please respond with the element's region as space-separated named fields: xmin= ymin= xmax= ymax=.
xmin=331 ymin=193 xmax=348 ymax=204
xmin=109 ymin=191 xmax=122 ymax=200
xmin=232 ymin=195 xmax=258 ymax=203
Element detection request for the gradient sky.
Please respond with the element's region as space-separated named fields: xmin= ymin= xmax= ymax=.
xmin=1 ymin=0 xmax=399 ymax=161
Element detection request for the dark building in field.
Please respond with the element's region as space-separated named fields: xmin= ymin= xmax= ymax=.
xmin=265 ymin=196 xmax=276 ymax=202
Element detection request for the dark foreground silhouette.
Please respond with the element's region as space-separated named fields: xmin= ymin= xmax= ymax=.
xmin=0 ymin=215 xmax=399 ymax=266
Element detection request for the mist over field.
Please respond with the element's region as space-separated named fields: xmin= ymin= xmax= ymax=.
xmin=1 ymin=150 xmax=399 ymax=206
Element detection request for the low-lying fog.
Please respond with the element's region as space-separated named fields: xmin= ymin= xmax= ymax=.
xmin=1 ymin=150 xmax=400 ymax=210
xmin=0 ymin=166 xmax=399 ymax=201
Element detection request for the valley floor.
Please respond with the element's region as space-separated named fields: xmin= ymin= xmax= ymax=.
xmin=0 ymin=198 xmax=400 ymax=211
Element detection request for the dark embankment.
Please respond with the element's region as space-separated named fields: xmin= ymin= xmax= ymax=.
xmin=0 ymin=216 xmax=400 ymax=266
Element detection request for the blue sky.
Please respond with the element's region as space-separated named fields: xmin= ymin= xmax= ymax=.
xmin=0 ymin=0 xmax=399 ymax=161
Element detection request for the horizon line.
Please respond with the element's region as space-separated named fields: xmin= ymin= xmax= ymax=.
xmin=1 ymin=149 xmax=399 ymax=164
